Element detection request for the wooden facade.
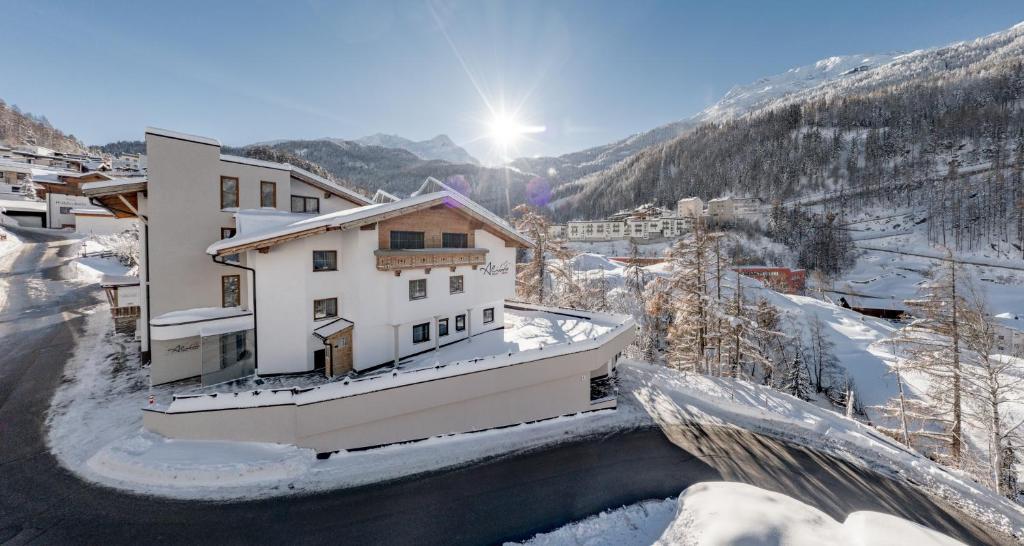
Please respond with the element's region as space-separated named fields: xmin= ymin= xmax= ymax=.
xmin=376 ymin=204 xmax=479 ymax=249
xmin=374 ymin=248 xmax=488 ymax=272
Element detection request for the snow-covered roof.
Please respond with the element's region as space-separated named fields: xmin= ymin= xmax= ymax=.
xmin=151 ymin=306 xmax=250 ymax=325
xmin=219 ymin=154 xmax=290 ymax=171
xmin=146 ymin=127 xmax=221 ymax=147
xmin=0 ymin=198 xmax=47 ymax=213
xmin=81 ymin=177 xmax=148 ymax=196
xmin=150 ymin=307 xmax=254 ymax=341
xmin=70 ymin=207 xmax=113 ymax=216
xmin=100 ymin=274 xmax=139 ymax=287
xmin=409 ymin=176 xmax=467 ymax=198
xmin=206 ymin=188 xmax=532 ymax=255
xmin=372 ymin=188 xmax=400 ymax=204
xmin=312 ymin=318 xmax=354 ymax=341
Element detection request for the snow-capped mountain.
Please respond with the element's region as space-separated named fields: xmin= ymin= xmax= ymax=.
xmin=693 ymin=53 xmax=898 ymax=122
xmin=551 ymin=19 xmax=1024 ymax=221
xmin=354 ymin=133 xmax=479 ymax=165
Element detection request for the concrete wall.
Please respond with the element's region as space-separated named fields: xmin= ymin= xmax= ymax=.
xmin=150 ymin=337 xmax=202 ymax=385
xmin=143 ymin=323 xmax=632 ymax=452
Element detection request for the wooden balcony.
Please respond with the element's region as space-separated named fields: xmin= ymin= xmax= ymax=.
xmin=374 ymin=248 xmax=488 ymax=273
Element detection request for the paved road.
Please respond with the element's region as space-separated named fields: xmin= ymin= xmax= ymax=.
xmin=0 ymin=226 xmax=1014 ymax=545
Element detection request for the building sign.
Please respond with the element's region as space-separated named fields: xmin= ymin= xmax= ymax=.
xmin=46 ymin=193 xmax=91 ymax=228
xmin=481 ymin=261 xmax=511 ymax=276
xmin=167 ymin=341 xmax=200 ymax=353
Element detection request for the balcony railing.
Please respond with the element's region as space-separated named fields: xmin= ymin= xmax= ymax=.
xmin=374 ymin=248 xmax=488 ymax=272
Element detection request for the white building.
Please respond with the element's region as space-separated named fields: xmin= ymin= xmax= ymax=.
xmin=558 ymin=203 xmax=690 ymax=242
xmin=677 ymin=197 xmax=703 ymax=217
xmin=994 ymin=313 xmax=1023 ymax=354
xmin=86 ymin=129 xmax=634 ymax=454
xmin=72 ymin=207 xmax=137 ymax=236
xmin=112 ymin=153 xmax=147 ymax=173
xmin=707 ymin=196 xmax=735 ymax=224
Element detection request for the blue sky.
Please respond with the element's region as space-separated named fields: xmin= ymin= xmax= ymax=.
xmin=4 ymin=1 xmax=1024 ymax=164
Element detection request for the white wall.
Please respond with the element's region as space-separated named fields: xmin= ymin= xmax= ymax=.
xmin=249 ymin=224 xmax=518 ymax=375
xmin=47 ymin=193 xmax=91 ymax=228
xmin=144 ymin=133 xmax=363 ymax=384
xmin=75 ymin=215 xmax=136 ymax=236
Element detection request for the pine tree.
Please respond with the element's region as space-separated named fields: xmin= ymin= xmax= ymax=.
xmin=782 ymin=349 xmax=813 ymax=401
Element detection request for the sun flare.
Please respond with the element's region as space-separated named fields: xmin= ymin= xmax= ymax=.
xmin=488 ymin=112 xmax=545 ymax=150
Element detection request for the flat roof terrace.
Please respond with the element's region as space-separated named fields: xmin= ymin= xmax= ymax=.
xmin=160 ymin=303 xmax=633 ymax=413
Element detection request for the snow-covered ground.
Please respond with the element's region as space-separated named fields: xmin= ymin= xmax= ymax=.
xmin=513 ymin=482 xmax=964 ymax=546
xmin=72 ymin=237 xmax=134 ymax=282
xmin=0 ymin=224 xmax=20 ymax=259
xmin=47 ymin=305 xmax=1024 ymax=540
xmin=821 ymin=207 xmax=1024 ymax=319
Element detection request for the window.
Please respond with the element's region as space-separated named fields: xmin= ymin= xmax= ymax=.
xmin=59 ymin=206 xmax=73 ymax=215
xmin=483 ymin=307 xmax=494 ymax=324
xmin=409 ymin=279 xmax=427 ymax=300
xmin=455 ymin=314 xmax=466 ymax=331
xmin=219 ymin=331 xmax=248 ymax=370
xmin=220 ymin=176 xmax=239 ymax=209
xmin=313 ymin=250 xmax=337 ymax=272
xmin=449 ymin=275 xmax=464 ymax=294
xmin=260 ymin=181 xmax=276 ymax=208
xmin=221 ymin=275 xmax=240 ymax=307
xmin=442 ymin=232 xmax=468 ymax=248
xmin=390 ymin=230 xmax=425 ymax=250
xmin=438 ymin=318 xmax=449 ymax=337
xmin=313 ymin=297 xmax=338 ymax=320
xmin=221 ymin=228 xmax=239 ymax=263
xmin=290 ymin=195 xmax=320 ymax=213
xmin=413 ymin=322 xmax=430 ymax=344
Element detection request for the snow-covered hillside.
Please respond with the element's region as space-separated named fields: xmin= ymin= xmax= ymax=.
xmin=695 ymin=53 xmax=897 ymax=122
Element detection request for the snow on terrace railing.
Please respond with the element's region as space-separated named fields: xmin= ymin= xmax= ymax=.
xmin=158 ymin=303 xmax=636 ymax=414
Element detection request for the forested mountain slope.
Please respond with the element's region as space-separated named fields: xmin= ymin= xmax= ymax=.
xmin=0 ymin=98 xmax=86 ymax=153
xmin=260 ymin=138 xmax=534 ymax=216
xmin=551 ymin=22 xmax=1024 ymax=257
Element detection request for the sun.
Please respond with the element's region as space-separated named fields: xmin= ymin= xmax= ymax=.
xmin=488 ymin=112 xmax=527 ymax=149
xmin=485 ymin=109 xmax=546 ymax=161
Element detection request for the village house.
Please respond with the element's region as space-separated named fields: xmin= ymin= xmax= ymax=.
xmin=84 ymin=128 xmax=634 ymax=453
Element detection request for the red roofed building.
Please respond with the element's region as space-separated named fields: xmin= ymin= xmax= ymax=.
xmin=733 ymin=266 xmax=806 ymax=295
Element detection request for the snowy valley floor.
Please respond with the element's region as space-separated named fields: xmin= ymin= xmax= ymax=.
xmin=46 ymin=309 xmax=1024 ymax=541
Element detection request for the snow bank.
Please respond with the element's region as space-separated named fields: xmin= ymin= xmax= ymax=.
xmin=514 ymin=482 xmax=965 ymax=546
xmin=626 ymin=362 xmax=1024 ymax=539
xmin=73 ymin=255 xmax=130 ymax=282
xmin=0 ymin=225 xmax=20 ymax=259
xmin=569 ymin=252 xmax=621 ymax=271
